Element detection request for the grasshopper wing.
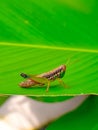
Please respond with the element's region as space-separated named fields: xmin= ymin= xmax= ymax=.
xmin=29 ymin=75 xmax=49 ymax=84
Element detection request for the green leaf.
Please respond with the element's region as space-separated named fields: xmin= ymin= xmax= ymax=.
xmin=0 ymin=43 xmax=98 ymax=97
xmin=0 ymin=0 xmax=98 ymax=99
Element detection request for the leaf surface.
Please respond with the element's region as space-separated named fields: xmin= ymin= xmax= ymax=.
xmin=0 ymin=0 xmax=98 ymax=98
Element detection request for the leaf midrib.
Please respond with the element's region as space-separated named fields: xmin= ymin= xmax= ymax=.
xmin=0 ymin=42 xmax=98 ymax=53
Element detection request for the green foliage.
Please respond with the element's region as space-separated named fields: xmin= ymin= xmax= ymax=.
xmin=48 ymin=96 xmax=98 ymax=130
xmin=0 ymin=45 xmax=98 ymax=96
xmin=0 ymin=0 xmax=98 ymax=98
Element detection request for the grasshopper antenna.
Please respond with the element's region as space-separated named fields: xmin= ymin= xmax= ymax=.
xmin=65 ymin=55 xmax=79 ymax=67
xmin=65 ymin=57 xmax=70 ymax=66
xmin=65 ymin=54 xmax=73 ymax=66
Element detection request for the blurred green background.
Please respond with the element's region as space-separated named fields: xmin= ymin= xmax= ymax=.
xmin=0 ymin=0 xmax=98 ymax=49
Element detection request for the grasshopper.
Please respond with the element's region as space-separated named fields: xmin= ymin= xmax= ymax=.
xmin=19 ymin=64 xmax=66 ymax=92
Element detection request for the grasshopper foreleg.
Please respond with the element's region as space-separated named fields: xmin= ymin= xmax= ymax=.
xmin=57 ymin=78 xmax=67 ymax=88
